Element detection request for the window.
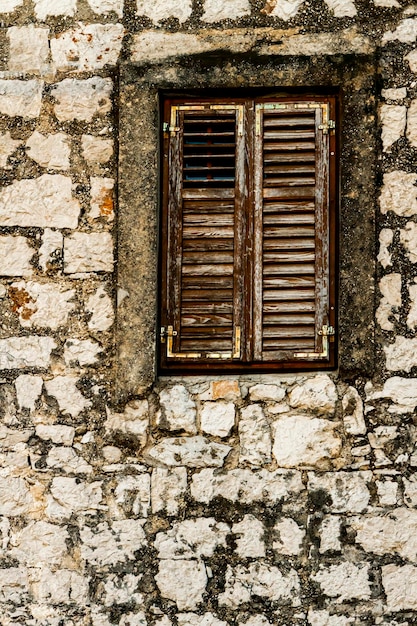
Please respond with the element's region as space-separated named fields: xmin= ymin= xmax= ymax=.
xmin=159 ymin=94 xmax=337 ymax=373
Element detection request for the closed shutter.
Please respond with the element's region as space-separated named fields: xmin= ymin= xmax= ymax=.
xmin=160 ymin=104 xmax=245 ymax=366
xmin=160 ymin=96 xmax=337 ymax=372
xmin=253 ymin=101 xmax=333 ymax=362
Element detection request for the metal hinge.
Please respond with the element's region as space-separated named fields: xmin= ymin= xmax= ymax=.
xmin=294 ymin=325 xmax=335 ymax=359
xmin=161 ymin=325 xmax=241 ymax=360
xmin=318 ymin=104 xmax=336 ymax=134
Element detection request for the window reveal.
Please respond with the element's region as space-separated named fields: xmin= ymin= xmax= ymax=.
xmin=159 ymin=95 xmax=337 ymax=373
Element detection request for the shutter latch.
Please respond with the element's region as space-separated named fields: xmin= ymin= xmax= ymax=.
xmin=163 ymin=325 xmax=202 ymax=359
xmin=294 ymin=325 xmax=335 ymax=359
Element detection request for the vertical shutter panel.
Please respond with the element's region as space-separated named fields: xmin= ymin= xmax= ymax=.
xmin=163 ymin=105 xmax=244 ymax=362
xmin=253 ymin=102 xmax=332 ymax=362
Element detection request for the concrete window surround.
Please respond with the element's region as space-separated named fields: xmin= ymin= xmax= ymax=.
xmin=116 ymin=50 xmax=378 ymax=403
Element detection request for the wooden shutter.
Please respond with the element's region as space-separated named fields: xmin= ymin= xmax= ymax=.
xmin=253 ymin=100 xmax=335 ymax=364
xmin=160 ymin=95 xmax=337 ymax=372
xmin=160 ymin=104 xmax=245 ymax=366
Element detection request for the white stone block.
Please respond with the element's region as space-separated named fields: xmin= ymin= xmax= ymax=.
xmin=39 ymin=229 xmax=63 ymax=273
xmin=46 ymin=477 xmax=103 ymax=520
xmin=407 ymin=282 xmax=417 ymax=329
xmin=319 ymin=515 xmax=342 ymax=553
xmin=404 ymin=474 xmax=417 ymax=507
xmin=272 ymin=414 xmax=342 ymax=468
xmin=178 ymin=614 xmax=227 ymax=626
xmin=64 ymin=339 xmax=102 ymax=366
xmin=46 ymin=446 xmax=93 ymax=474
xmin=380 ymin=104 xmax=406 ymax=151
xmin=10 ymin=521 xmax=68 ymax=566
xmin=0 ymin=425 xmax=33 ymax=448
xmin=114 ymin=474 xmax=150 ymax=517
xmin=376 ymin=273 xmax=401 ymax=331
xmin=155 ymin=518 xmax=229 ymax=559
xmin=0 ymin=567 xmax=29 ymax=604
xmin=51 ymin=24 xmax=124 ymax=73
xmin=87 ymin=286 xmax=114 ymax=331
xmin=0 ymin=131 xmax=21 ymax=168
xmin=382 ymin=564 xmax=417 ymax=611
xmin=384 ymin=336 xmax=417 ymax=372
xmin=15 ymin=374 xmax=43 ymax=411
xmin=375 ymin=0 xmax=400 ymax=5
xmin=382 ymin=87 xmax=407 ymax=100
xmin=406 ymin=100 xmax=417 ymax=147
xmin=273 ymin=517 xmax=304 ymax=556
xmin=324 ymin=0 xmax=356 ymax=17
xmin=82 ymin=136 xmax=113 ymax=164
xmin=45 ymin=376 xmax=91 ymax=418
xmin=105 ymin=400 xmax=148 ymax=447
xmin=232 ymin=514 xmax=265 ymax=557
xmin=52 ymin=77 xmax=113 ymax=122
xmin=376 ymin=478 xmax=398 ymax=506
xmin=34 ymin=568 xmax=89 ymax=604
xmin=308 ymin=471 xmax=371 ymax=512
xmin=10 ymin=281 xmax=76 ymax=330
xmin=26 ymin=131 xmax=70 ymax=170
xmin=0 ymin=174 xmax=80 ymax=228
xmin=8 ymin=26 xmax=49 ymax=73
xmin=219 ymin=563 xmax=300 ymax=608
xmin=0 ymin=80 xmax=43 ymax=119
xmin=151 ymin=467 xmax=187 ymax=515
xmin=35 ymin=424 xmax=75 ymax=446
xmin=351 ymin=508 xmax=417 ymax=562
xmin=0 ymin=336 xmax=55 ymax=369
xmin=383 ymin=18 xmax=417 ymax=43
xmin=378 ymin=228 xmax=393 ymax=269
xmin=80 ymin=520 xmax=146 ymax=566
xmin=34 ymin=0 xmax=77 ymax=20
xmin=406 ymin=49 xmax=417 ymax=73
xmin=146 ymin=436 xmax=231 ymax=468
xmin=156 ymin=559 xmax=207 ymax=610
xmin=366 ymin=376 xmax=417 ymax=412
xmin=239 ymin=404 xmax=272 ymax=466
xmin=88 ymin=0 xmax=123 ymax=17
xmin=400 ymin=220 xmax=417 ymax=262
xmin=0 ymin=236 xmax=34 ymax=276
xmin=203 ymin=0 xmax=250 ymax=22
xmin=191 ymin=468 xmax=304 ymax=504
xmin=267 ymin=0 xmax=304 ymax=20
xmin=249 ymin=383 xmax=285 ymax=402
xmin=313 ymin=562 xmax=370 ymax=602
xmin=0 ymin=0 xmax=23 ymax=12
xmin=0 ymin=476 xmax=33 ymax=515
xmin=158 ymin=385 xmax=197 ymax=434
xmin=200 ymin=401 xmax=234 ymax=438
xmin=64 ymin=232 xmax=114 ymax=273
xmin=288 ymin=375 xmax=337 ymax=413
xmin=341 ymin=386 xmax=366 ymax=435
xmin=380 ymin=171 xmax=417 ymax=217
xmin=136 ymin=0 xmax=192 ymax=23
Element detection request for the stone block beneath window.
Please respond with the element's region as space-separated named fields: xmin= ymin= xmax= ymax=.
xmin=288 ymin=375 xmax=337 ymax=414
xmin=200 ymin=401 xmax=235 ymax=438
xmin=239 ymin=404 xmax=272 ymax=466
xmin=158 ymin=384 xmax=197 ymax=434
xmin=272 ymin=414 xmax=341 ymax=469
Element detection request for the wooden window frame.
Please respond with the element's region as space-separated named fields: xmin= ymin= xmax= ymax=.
xmin=159 ymin=93 xmax=338 ymax=374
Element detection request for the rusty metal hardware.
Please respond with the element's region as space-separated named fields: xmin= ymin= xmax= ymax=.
xmin=168 ymin=104 xmax=244 ymax=136
xmin=162 ymin=325 xmax=241 ymax=360
xmin=294 ymin=325 xmax=335 ymax=359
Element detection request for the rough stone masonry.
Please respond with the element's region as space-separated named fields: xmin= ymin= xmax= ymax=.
xmin=0 ymin=0 xmax=417 ymax=625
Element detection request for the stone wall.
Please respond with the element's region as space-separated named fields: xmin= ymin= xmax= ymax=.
xmin=0 ymin=1 xmax=417 ymax=625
